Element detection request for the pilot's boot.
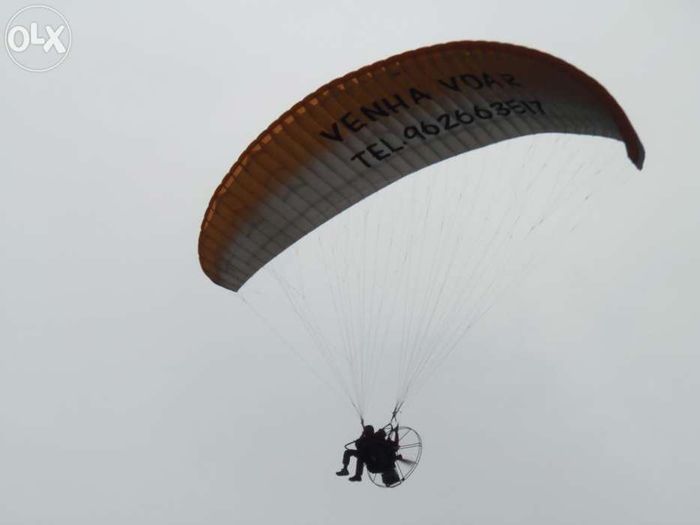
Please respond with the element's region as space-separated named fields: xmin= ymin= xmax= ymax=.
xmin=335 ymin=467 xmax=349 ymax=476
xmin=348 ymin=475 xmax=362 ymax=482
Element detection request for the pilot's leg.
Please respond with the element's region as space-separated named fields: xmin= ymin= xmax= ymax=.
xmin=336 ymin=449 xmax=357 ymax=476
xmin=349 ymin=455 xmax=364 ymax=481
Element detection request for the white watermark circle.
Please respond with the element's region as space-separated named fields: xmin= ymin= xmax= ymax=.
xmin=5 ymin=5 xmax=72 ymax=72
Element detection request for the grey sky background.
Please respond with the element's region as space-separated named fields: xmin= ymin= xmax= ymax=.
xmin=1 ymin=1 xmax=698 ymax=524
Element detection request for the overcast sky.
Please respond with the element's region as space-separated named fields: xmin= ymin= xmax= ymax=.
xmin=1 ymin=1 xmax=699 ymax=524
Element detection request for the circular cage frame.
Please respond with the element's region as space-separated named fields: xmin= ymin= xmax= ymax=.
xmin=367 ymin=426 xmax=422 ymax=488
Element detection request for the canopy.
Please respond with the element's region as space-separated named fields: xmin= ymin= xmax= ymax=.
xmin=199 ymin=41 xmax=644 ymax=293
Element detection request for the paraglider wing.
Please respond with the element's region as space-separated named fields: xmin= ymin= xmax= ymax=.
xmin=199 ymin=40 xmax=644 ymax=292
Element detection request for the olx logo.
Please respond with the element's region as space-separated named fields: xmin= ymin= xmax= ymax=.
xmin=5 ymin=5 xmax=71 ymax=72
